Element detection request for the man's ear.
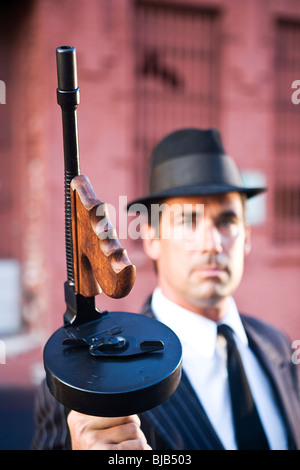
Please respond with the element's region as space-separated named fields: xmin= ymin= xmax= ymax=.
xmin=244 ymin=223 xmax=252 ymax=256
xmin=141 ymin=224 xmax=161 ymax=261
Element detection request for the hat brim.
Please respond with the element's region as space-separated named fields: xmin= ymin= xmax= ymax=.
xmin=127 ymin=184 xmax=266 ymax=211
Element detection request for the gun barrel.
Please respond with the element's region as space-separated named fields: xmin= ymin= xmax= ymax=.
xmin=56 ymin=46 xmax=81 ymax=284
xmin=56 ymin=46 xmax=78 ymax=91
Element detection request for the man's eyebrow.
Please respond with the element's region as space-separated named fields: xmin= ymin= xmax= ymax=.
xmin=217 ymin=209 xmax=241 ymax=219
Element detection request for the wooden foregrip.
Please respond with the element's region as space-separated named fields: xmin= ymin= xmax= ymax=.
xmin=70 ymin=175 xmax=136 ymax=298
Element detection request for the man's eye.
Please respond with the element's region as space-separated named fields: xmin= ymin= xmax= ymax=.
xmin=183 ymin=217 xmax=193 ymax=226
xmin=174 ymin=215 xmax=193 ymax=227
xmin=182 ymin=215 xmax=198 ymax=228
xmin=218 ymin=219 xmax=236 ymax=229
xmin=219 ymin=219 xmax=231 ymax=227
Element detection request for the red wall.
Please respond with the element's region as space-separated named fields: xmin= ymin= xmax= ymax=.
xmin=0 ymin=0 xmax=300 ymax=386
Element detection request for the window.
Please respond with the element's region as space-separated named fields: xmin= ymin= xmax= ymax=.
xmin=134 ymin=1 xmax=221 ymax=195
xmin=274 ymin=19 xmax=300 ymax=242
xmin=0 ymin=259 xmax=21 ymax=335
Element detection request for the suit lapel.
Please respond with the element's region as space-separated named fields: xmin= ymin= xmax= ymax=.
xmin=142 ymin=370 xmax=224 ymax=449
xmin=141 ymin=297 xmax=300 ymax=449
xmin=242 ymin=316 xmax=300 ymax=450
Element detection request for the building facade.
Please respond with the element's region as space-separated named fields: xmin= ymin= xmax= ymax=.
xmin=0 ymin=0 xmax=300 ymax=386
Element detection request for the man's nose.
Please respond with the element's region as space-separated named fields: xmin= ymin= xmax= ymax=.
xmin=201 ymin=221 xmax=223 ymax=254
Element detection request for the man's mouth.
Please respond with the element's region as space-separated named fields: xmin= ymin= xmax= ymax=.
xmin=191 ymin=265 xmax=228 ymax=277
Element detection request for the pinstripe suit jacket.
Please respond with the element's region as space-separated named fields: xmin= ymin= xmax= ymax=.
xmin=32 ymin=296 xmax=300 ymax=450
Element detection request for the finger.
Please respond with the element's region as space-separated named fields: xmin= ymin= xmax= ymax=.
xmin=104 ymin=420 xmax=147 ymax=445
xmin=90 ymin=414 xmax=141 ymax=430
xmin=74 ymin=424 xmax=149 ymax=451
xmin=68 ymin=411 xmax=140 ymax=431
xmin=108 ymin=440 xmax=152 ymax=451
xmin=102 ymin=414 xmax=141 ymax=429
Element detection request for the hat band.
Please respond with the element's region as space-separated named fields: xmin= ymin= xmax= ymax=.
xmin=150 ymin=153 xmax=243 ymax=194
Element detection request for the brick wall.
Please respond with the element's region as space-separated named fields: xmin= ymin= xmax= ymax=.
xmin=0 ymin=0 xmax=300 ymax=386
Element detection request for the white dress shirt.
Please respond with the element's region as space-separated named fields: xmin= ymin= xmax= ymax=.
xmin=151 ymin=287 xmax=288 ymax=450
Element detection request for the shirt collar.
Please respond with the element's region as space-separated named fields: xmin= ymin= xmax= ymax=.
xmin=151 ymin=287 xmax=248 ymax=358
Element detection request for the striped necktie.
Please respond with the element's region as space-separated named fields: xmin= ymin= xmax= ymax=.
xmin=217 ymin=324 xmax=269 ymax=450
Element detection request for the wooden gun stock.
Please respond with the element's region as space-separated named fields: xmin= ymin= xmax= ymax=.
xmin=71 ymin=175 xmax=136 ymax=299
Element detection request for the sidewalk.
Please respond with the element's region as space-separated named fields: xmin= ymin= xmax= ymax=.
xmin=0 ymin=387 xmax=36 ymax=450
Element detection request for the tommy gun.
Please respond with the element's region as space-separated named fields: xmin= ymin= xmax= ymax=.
xmin=43 ymin=46 xmax=182 ymax=417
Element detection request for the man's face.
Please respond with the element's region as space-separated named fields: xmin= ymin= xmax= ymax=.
xmin=143 ymin=192 xmax=251 ymax=317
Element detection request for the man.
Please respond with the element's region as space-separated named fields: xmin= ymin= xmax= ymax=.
xmin=32 ymin=128 xmax=300 ymax=450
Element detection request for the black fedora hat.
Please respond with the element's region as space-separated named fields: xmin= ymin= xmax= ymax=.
xmin=127 ymin=128 xmax=266 ymax=210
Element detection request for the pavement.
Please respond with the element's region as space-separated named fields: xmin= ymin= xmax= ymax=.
xmin=0 ymin=387 xmax=36 ymax=450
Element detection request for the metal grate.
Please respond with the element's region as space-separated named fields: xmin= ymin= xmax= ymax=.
xmin=133 ymin=1 xmax=221 ymax=196
xmin=274 ymin=19 xmax=300 ymax=242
